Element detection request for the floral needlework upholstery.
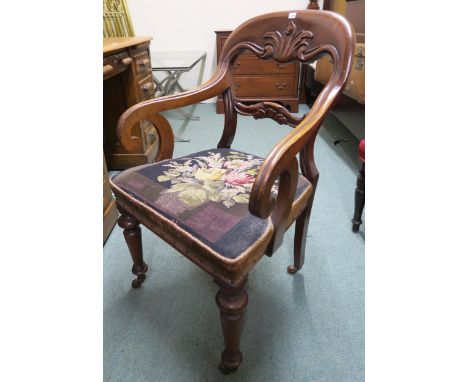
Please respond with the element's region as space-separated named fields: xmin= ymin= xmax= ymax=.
xmin=111 ymin=148 xmax=313 ymax=260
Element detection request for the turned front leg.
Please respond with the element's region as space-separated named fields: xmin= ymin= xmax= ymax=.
xmin=118 ymin=213 xmax=148 ymax=288
xmin=215 ymin=277 xmax=248 ymax=374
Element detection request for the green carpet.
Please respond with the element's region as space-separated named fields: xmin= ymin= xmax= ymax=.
xmin=104 ymin=103 xmax=364 ymax=382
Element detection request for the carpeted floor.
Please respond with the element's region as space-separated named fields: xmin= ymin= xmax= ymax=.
xmin=104 ymin=103 xmax=364 ymax=382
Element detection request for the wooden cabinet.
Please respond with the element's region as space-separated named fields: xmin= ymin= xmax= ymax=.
xmin=215 ymin=31 xmax=300 ymax=114
xmin=304 ymin=0 xmax=365 ymax=140
xmin=103 ymin=37 xmax=159 ymax=170
xmin=103 ymin=155 xmax=119 ymax=242
xmin=315 ymin=43 xmax=365 ymax=105
xmin=324 ymin=0 xmax=365 ymax=43
xmin=103 ymin=37 xmax=158 ymax=242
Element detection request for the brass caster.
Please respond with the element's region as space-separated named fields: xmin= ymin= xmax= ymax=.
xmin=287 ymin=265 xmax=300 ymax=274
xmin=131 ymin=274 xmax=146 ymax=289
xmin=218 ymin=361 xmax=239 ymax=375
xmin=218 ymin=350 xmax=242 ymax=374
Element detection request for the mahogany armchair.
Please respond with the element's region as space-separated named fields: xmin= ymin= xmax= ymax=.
xmin=110 ymin=10 xmax=354 ymax=374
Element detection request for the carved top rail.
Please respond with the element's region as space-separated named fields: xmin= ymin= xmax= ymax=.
xmin=221 ymin=19 xmax=339 ymax=65
xmin=224 ymin=21 xmax=315 ymax=63
xmin=218 ymin=18 xmax=341 ymax=130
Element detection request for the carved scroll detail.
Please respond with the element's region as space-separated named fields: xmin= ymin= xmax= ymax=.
xmin=260 ymin=21 xmax=314 ymax=62
xmin=233 ymin=100 xmax=305 ymax=127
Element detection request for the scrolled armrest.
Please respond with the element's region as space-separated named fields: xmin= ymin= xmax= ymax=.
xmin=248 ymin=75 xmax=347 ymax=251
xmin=248 ymin=103 xmax=326 ymax=218
xmin=250 ymin=155 xmax=298 ymax=252
xmin=116 ymin=66 xmax=231 ymax=156
xmin=247 ymin=33 xmax=354 ymax=226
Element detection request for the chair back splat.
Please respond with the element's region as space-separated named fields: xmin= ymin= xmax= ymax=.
xmin=110 ymin=10 xmax=355 ymax=374
xmin=218 ymin=11 xmax=355 ymax=251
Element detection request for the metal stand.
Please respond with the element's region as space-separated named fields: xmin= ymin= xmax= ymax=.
xmin=151 ymin=52 xmax=207 ymax=142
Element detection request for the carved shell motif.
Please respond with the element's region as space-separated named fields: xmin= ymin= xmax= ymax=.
xmin=260 ymin=21 xmax=314 ymax=62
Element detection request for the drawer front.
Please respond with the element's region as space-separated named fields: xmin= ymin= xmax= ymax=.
xmin=103 ymin=51 xmax=132 ymax=80
xmin=134 ymin=50 xmax=152 ymax=79
xmin=232 ymin=56 xmax=296 ymax=75
xmin=216 ymin=31 xmax=256 ymax=60
xmin=233 ymin=75 xmax=296 ymax=97
xmin=138 ymin=74 xmax=155 ymax=100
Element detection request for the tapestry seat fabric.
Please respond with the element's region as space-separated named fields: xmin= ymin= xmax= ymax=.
xmin=111 ymin=148 xmax=312 ymax=260
xmin=358 ymin=140 xmax=365 ymax=162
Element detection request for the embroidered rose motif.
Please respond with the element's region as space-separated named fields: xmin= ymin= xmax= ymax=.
xmin=193 ymin=167 xmax=226 ymax=182
xmin=157 ymin=151 xmax=276 ymax=208
xmin=225 ymin=172 xmax=255 ymax=186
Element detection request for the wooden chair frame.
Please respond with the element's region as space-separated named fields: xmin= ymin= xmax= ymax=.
xmin=111 ymin=10 xmax=354 ymax=374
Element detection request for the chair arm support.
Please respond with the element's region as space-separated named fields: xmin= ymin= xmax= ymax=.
xmin=250 ymin=155 xmax=299 ymax=253
xmin=249 ymin=76 xmax=345 ymax=228
xmin=248 ymin=38 xmax=354 ymax=230
xmin=116 ymin=66 xmax=231 ymax=154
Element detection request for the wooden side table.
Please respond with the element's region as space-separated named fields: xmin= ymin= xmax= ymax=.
xmin=150 ymin=50 xmax=207 ymax=139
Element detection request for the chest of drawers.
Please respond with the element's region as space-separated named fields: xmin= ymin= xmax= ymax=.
xmin=215 ymin=31 xmax=301 ymax=114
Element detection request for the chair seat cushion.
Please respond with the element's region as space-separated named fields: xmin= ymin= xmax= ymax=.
xmin=110 ymin=148 xmax=312 ymax=262
xmin=358 ymin=139 xmax=365 ymax=162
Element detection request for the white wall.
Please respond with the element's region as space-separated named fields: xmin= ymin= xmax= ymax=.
xmin=127 ymin=0 xmax=323 ymax=101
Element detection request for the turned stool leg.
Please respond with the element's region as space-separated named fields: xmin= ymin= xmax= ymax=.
xmin=288 ymin=203 xmax=312 ymax=274
xmin=118 ymin=212 xmax=148 ymax=288
xmin=352 ymin=162 xmax=365 ymax=232
xmin=215 ymin=277 xmax=248 ymax=374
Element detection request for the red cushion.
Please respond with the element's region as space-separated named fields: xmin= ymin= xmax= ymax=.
xmin=358 ymin=140 xmax=365 ymax=162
